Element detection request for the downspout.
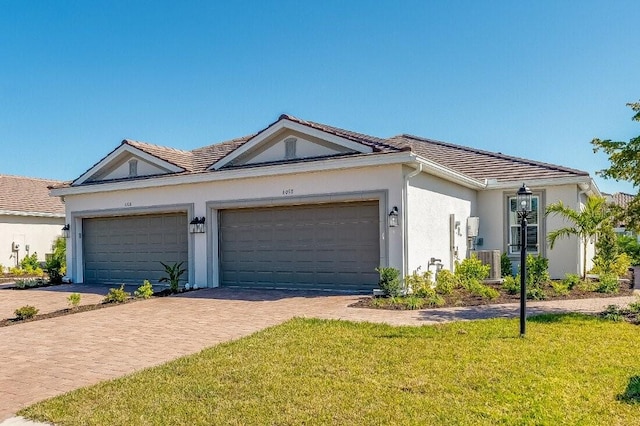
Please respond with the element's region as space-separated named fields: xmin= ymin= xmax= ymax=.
xmin=402 ymin=163 xmax=423 ymax=277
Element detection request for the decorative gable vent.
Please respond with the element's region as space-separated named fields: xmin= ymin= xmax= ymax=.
xmin=129 ymin=159 xmax=138 ymax=177
xmin=284 ymin=138 xmax=297 ymax=160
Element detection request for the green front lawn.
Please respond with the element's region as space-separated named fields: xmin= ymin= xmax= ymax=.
xmin=21 ymin=315 xmax=640 ymax=425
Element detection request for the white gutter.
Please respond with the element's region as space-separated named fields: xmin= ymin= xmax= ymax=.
xmin=402 ymin=163 xmax=423 ymax=277
xmin=414 ymin=157 xmax=486 ymax=189
xmin=485 ymin=176 xmax=593 ymax=190
xmin=0 ymin=210 xmax=65 ymax=218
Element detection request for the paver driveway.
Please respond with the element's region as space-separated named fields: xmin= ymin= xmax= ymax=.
xmin=0 ymin=286 xmax=636 ymax=421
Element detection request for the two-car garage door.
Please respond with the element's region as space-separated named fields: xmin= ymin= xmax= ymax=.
xmin=219 ymin=201 xmax=380 ymax=291
xmin=81 ymin=201 xmax=380 ymax=291
xmin=83 ymin=213 xmax=188 ymax=286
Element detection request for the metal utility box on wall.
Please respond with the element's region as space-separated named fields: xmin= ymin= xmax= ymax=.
xmin=467 ymin=217 xmax=480 ymax=237
xmin=474 ymin=249 xmax=501 ymax=281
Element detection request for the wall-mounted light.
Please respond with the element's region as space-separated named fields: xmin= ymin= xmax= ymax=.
xmin=388 ymin=206 xmax=399 ymax=227
xmin=62 ymin=224 xmax=70 ymax=238
xmin=189 ymin=217 xmax=206 ymax=233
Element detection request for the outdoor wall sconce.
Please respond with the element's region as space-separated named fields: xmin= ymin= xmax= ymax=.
xmin=62 ymin=224 xmax=70 ymax=239
xmin=189 ymin=217 xmax=206 ymax=233
xmin=516 ymin=183 xmax=532 ymax=337
xmin=388 ymin=206 xmax=399 ymax=227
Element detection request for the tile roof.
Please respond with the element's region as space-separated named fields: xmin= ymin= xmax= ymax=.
xmin=387 ymin=134 xmax=589 ymax=183
xmin=608 ymin=192 xmax=635 ymax=208
xmin=0 ymin=175 xmax=65 ymax=216
xmin=70 ymin=114 xmax=591 ymax=187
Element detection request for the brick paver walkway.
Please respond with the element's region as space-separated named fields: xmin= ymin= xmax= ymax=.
xmin=0 ymin=286 xmax=637 ymax=422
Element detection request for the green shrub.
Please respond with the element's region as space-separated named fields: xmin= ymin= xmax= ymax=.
xmin=455 ymin=255 xmax=497 ymax=299
xmin=550 ymin=280 xmax=570 ymax=296
xmin=465 ymin=279 xmax=499 ymax=299
xmin=617 ymin=235 xmax=640 ymax=265
xmin=526 ymin=254 xmax=550 ymax=288
xmin=435 ymin=269 xmax=458 ymax=295
xmin=455 ymin=254 xmax=490 ymax=282
xmin=20 ymin=252 xmax=40 ymax=271
xmin=159 ymin=261 xmax=186 ymax=293
xmin=501 ymin=253 xmax=513 ymax=277
xmin=577 ymin=279 xmax=598 ymax=292
xmin=562 ymin=273 xmax=581 ymax=290
xmin=405 ymin=268 xmax=433 ymax=297
xmin=9 ymin=267 xmax=26 ymax=276
xmin=46 ymin=237 xmax=66 ymax=284
xmin=502 ymin=275 xmax=519 ymax=294
xmin=15 ymin=305 xmax=39 ymax=320
xmin=103 ymin=284 xmax=130 ymax=303
xmin=134 ymin=280 xmax=154 ymax=299
xmin=527 ymin=286 xmax=546 ymax=300
xmin=67 ymin=293 xmax=81 ymax=308
xmin=628 ymin=298 xmax=640 ymax=314
xmin=376 ymin=266 xmax=402 ymax=297
xmin=601 ymin=304 xmax=624 ymax=321
xmin=596 ymin=272 xmax=619 ymax=294
xmin=402 ymin=296 xmax=426 ymax=310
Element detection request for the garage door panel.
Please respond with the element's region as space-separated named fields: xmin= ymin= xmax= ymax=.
xmin=83 ymin=213 xmax=188 ymax=286
xmin=219 ymin=201 xmax=379 ymax=291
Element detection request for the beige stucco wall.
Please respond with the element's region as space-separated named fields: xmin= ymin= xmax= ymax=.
xmin=0 ymin=215 xmax=65 ymax=271
xmin=406 ymin=169 xmax=476 ymax=275
xmin=62 ymin=164 xmax=406 ymax=287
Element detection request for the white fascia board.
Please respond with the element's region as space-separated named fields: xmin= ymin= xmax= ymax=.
xmin=0 ymin=210 xmax=65 ymax=218
xmin=485 ymin=176 xmax=594 ymax=191
xmin=52 ymin=152 xmax=414 ymax=197
xmin=210 ymin=119 xmax=373 ymax=170
xmin=414 ymin=157 xmax=487 ymax=189
xmin=73 ymin=144 xmax=184 ymax=185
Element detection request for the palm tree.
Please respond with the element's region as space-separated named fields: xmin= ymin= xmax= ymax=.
xmin=545 ymin=196 xmax=611 ymax=279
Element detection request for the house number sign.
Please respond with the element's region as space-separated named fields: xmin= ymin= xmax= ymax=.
xmin=282 ymin=189 xmax=294 ymax=195
xmin=124 ymin=202 xmax=132 ymax=207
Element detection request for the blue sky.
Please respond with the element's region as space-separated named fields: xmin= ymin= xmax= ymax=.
xmin=1 ymin=1 xmax=638 ymax=194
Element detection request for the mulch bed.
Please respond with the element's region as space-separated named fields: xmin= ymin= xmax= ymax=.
xmin=350 ymin=279 xmax=636 ymax=310
xmin=0 ymin=287 xmax=196 ymax=327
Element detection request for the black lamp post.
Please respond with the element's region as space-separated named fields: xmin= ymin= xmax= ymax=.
xmin=516 ymin=184 xmax=533 ymax=337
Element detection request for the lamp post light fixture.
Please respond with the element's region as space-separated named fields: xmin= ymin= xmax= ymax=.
xmin=189 ymin=217 xmax=206 ymax=234
xmin=516 ymin=183 xmax=533 ymax=337
xmin=62 ymin=224 xmax=71 ymax=239
xmin=388 ymin=206 xmax=399 ymax=227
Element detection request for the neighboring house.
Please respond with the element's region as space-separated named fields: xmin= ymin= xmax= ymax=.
xmin=604 ymin=191 xmax=638 ymax=238
xmin=50 ymin=115 xmax=599 ymax=291
xmin=0 ymin=175 xmax=66 ymax=270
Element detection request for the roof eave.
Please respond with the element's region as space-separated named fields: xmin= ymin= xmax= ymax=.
xmin=0 ymin=209 xmax=66 ymax=218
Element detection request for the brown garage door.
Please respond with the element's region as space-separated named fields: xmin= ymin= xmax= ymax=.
xmin=83 ymin=213 xmax=188 ymax=286
xmin=219 ymin=201 xmax=380 ymax=291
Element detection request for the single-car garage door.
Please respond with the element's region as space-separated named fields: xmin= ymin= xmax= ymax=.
xmin=83 ymin=213 xmax=188 ymax=285
xmin=219 ymin=201 xmax=380 ymax=291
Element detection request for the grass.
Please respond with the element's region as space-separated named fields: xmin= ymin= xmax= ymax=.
xmin=20 ymin=315 xmax=640 ymax=425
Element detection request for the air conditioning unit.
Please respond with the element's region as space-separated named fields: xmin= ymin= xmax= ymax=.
xmin=474 ymin=249 xmax=501 ymax=281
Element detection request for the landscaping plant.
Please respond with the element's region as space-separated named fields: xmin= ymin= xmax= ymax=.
xmin=103 ymin=284 xmax=130 ymax=303
xmin=159 ymin=261 xmax=186 ymax=293
xmin=67 ymin=293 xmax=81 ymax=308
xmin=45 ymin=237 xmax=66 ymax=284
xmin=134 ymin=280 xmax=154 ymax=299
xmin=15 ymin=305 xmax=39 ymax=320
xmin=454 ymin=254 xmax=498 ymax=299
xmin=375 ymin=266 xmax=402 ymax=297
xmin=500 ymin=252 xmax=513 ymax=277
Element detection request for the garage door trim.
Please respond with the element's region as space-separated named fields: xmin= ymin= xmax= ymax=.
xmin=70 ymin=203 xmax=195 ymax=286
xmin=206 ymin=190 xmax=389 ymax=288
